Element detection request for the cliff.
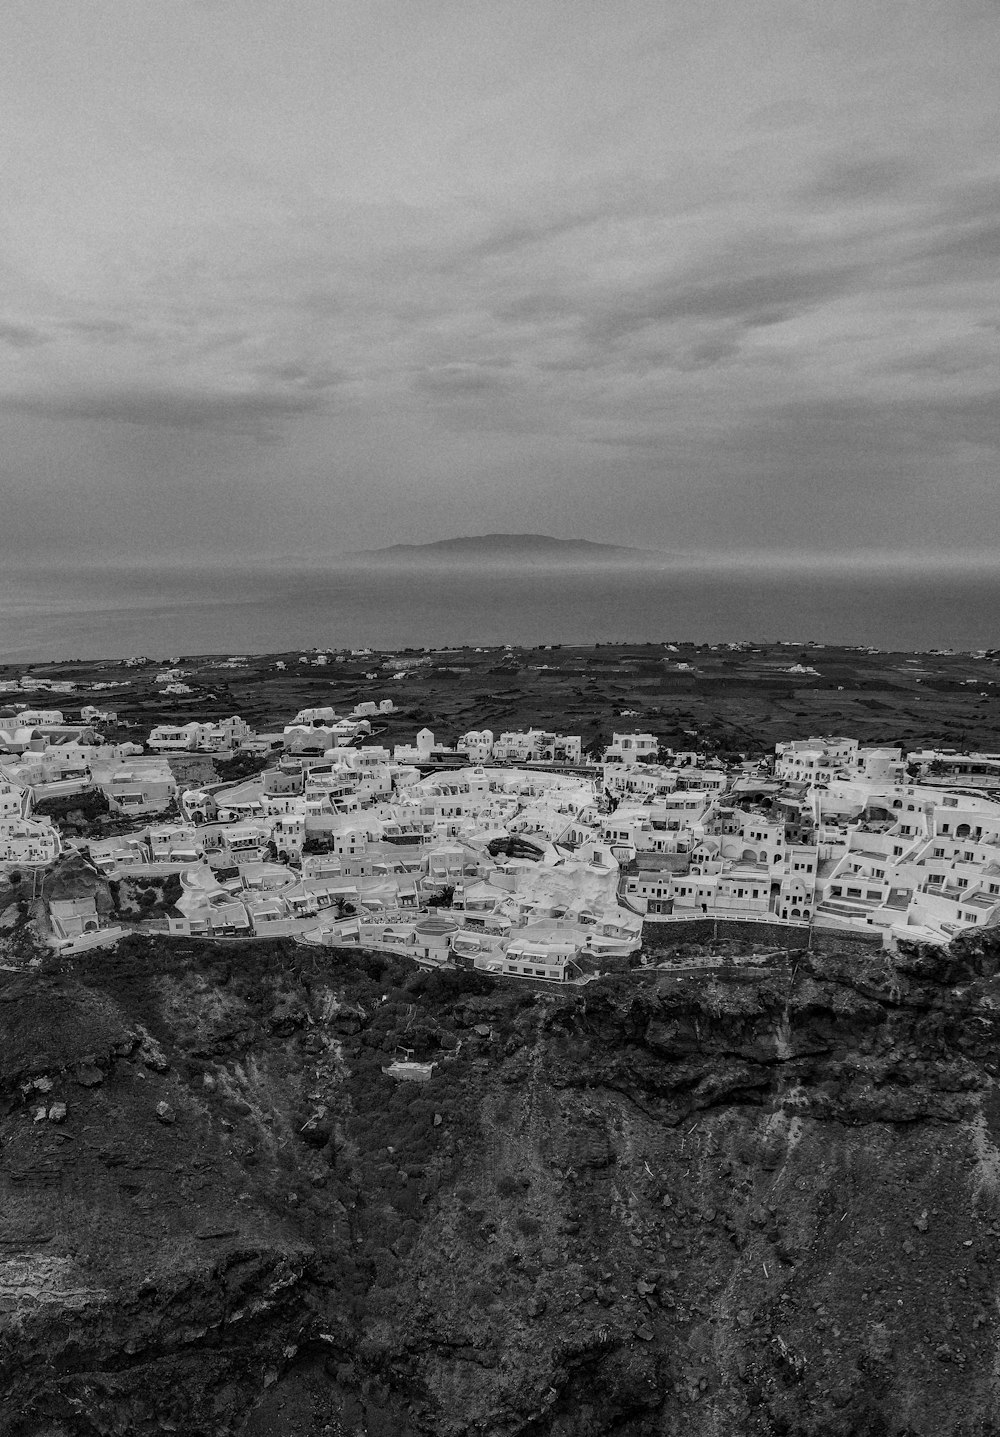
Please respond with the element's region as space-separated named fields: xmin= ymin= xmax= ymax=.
xmin=2 ymin=930 xmax=1000 ymax=1435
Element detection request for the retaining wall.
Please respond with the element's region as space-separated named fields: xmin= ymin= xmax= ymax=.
xmin=643 ymin=917 xmax=811 ymax=951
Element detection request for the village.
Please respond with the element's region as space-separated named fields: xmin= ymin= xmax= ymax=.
xmin=3 ymin=687 xmax=1000 ymax=973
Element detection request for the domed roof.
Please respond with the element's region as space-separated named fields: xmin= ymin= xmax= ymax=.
xmin=414 ymin=914 xmax=460 ymax=936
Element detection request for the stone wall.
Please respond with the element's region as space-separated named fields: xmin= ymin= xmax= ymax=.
xmin=642 ymin=917 xmax=811 ymax=951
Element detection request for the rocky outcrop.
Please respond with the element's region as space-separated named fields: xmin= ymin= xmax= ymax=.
xmin=1 ymin=932 xmax=1000 ymax=1435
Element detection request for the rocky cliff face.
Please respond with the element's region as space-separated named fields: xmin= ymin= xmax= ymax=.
xmin=2 ymin=932 xmax=1000 ymax=1436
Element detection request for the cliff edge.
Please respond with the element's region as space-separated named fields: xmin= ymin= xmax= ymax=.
xmin=2 ymin=931 xmax=1000 ymax=1435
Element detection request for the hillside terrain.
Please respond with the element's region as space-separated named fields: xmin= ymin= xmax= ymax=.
xmin=4 ymin=639 xmax=1000 ymax=1433
xmin=4 ymin=641 xmax=1000 ymax=758
xmin=355 ymin=534 xmax=665 ymax=563
xmin=2 ymin=926 xmax=1000 ymax=1435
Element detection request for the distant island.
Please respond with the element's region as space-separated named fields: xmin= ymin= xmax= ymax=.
xmin=354 ymin=533 xmax=668 ymax=564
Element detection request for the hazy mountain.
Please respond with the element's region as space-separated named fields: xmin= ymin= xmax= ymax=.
xmin=356 ymin=533 xmax=668 ymax=564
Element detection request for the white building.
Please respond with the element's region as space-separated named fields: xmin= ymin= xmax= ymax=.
xmin=0 ymin=816 xmax=61 ymax=867
xmin=604 ymin=733 xmax=659 ymax=764
xmin=457 ymin=729 xmax=494 ymax=763
xmin=775 ymin=736 xmax=904 ymax=786
xmin=493 ymin=730 xmax=582 ymax=764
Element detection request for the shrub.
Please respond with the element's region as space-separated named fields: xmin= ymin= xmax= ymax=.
xmin=161 ymin=873 xmax=182 ymax=908
xmin=213 ymin=752 xmax=270 ymax=781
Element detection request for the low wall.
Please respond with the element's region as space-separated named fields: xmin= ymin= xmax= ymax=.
xmin=642 ymin=916 xmax=811 ymax=951
xmin=53 ymin=925 xmax=129 ymax=955
xmin=103 ymin=861 xmax=196 ymax=878
xmin=812 ymin=927 xmax=883 ymax=952
xmin=30 ymin=780 xmax=93 ymax=801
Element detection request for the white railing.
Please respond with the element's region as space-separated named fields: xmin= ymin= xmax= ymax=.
xmin=52 ymin=925 xmax=129 ymax=954
xmin=643 ymin=911 xmax=810 ymax=929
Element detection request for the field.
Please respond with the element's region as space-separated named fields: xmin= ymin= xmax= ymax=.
xmin=4 ymin=640 xmax=999 ymax=757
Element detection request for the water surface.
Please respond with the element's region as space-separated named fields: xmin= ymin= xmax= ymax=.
xmin=1 ymin=560 xmax=997 ymax=660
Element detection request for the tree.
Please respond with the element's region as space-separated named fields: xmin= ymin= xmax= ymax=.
xmin=426 ymin=885 xmax=455 ymax=909
xmin=583 ymin=733 xmax=607 ymax=762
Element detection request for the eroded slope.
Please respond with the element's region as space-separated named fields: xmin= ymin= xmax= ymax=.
xmin=2 ymin=934 xmax=1000 ymax=1435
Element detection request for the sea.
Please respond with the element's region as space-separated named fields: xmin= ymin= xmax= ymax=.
xmin=1 ymin=560 xmax=998 ymax=661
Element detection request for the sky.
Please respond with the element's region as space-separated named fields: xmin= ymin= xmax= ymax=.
xmin=1 ymin=0 xmax=998 ymax=567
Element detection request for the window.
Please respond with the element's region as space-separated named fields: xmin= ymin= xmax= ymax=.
xmin=933 ymin=847 xmax=945 ymax=858
xmin=957 ymin=878 xmax=968 ymax=889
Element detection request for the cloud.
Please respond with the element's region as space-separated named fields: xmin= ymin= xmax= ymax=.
xmin=586 ymin=266 xmax=862 ymax=340
xmin=62 ymin=318 xmax=133 ymax=339
xmin=731 ymin=392 xmax=1000 ymax=496
xmin=924 ymin=218 xmax=1000 ymax=265
xmin=415 ymin=365 xmax=513 ymax=397
xmin=1 ymin=386 xmax=326 ymax=437
xmin=254 ymin=361 xmax=349 ymax=393
xmin=0 ymin=321 xmax=48 ymax=349
xmin=798 ymin=156 xmax=919 ymax=206
xmin=410 ymin=363 xmax=556 ymax=436
xmin=674 ymin=337 xmax=741 ymax=370
xmin=1 ymin=0 xmax=998 ymax=562
xmin=428 ymin=188 xmax=652 ymax=273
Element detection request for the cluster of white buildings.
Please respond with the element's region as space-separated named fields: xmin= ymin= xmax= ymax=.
xmin=81 ymin=748 xmax=643 ymax=977
xmin=148 ymin=704 xmax=397 ymax=757
xmin=0 ymin=708 xmax=183 ymax=868
xmin=618 ymin=736 xmax=1000 ymax=948
xmin=6 ymin=701 xmax=1000 ymax=963
xmin=392 ymin=727 xmax=584 ymax=767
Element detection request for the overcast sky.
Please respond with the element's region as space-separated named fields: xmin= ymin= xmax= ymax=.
xmin=2 ymin=0 xmax=997 ymax=566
